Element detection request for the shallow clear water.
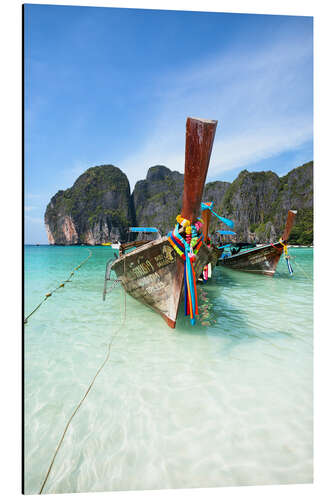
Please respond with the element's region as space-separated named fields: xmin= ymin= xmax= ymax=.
xmin=24 ymin=245 xmax=313 ymax=494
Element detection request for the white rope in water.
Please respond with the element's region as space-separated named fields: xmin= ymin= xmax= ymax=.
xmin=39 ymin=260 xmax=126 ymax=494
xmin=25 ymin=250 xmax=93 ymax=324
xmin=289 ymin=256 xmax=313 ymax=281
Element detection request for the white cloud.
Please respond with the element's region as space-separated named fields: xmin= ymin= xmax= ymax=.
xmin=120 ymin=32 xmax=313 ymax=188
xmin=210 ymin=122 xmax=313 ymax=175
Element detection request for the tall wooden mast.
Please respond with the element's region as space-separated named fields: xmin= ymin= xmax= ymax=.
xmin=201 ymin=202 xmax=213 ymax=243
xmin=181 ymin=118 xmax=217 ymax=224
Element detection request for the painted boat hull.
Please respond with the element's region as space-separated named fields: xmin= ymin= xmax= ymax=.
xmin=211 ymin=245 xmax=223 ymax=266
xmin=217 ymin=242 xmax=283 ymax=276
xmin=201 ymin=203 xmax=223 ymax=271
xmin=110 ymin=236 xmax=211 ymax=327
xmin=104 ymin=117 xmax=218 ymax=328
xmin=217 ymin=210 xmax=297 ymax=277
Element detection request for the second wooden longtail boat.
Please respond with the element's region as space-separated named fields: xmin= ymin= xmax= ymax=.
xmin=103 ymin=117 xmax=218 ymax=328
xmin=217 ymin=210 xmax=297 ymax=276
xmin=200 ymin=201 xmax=235 ymax=277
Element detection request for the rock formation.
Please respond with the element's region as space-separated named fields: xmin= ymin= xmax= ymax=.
xmin=45 ymin=161 xmax=313 ymax=245
xmin=44 ymin=165 xmax=135 ymax=245
xmin=212 ymin=161 xmax=313 ymax=244
xmin=132 ymin=165 xmax=184 ymax=235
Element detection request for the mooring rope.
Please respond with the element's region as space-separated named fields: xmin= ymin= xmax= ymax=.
xmin=39 ymin=259 xmax=126 ymax=494
xmin=106 ymin=278 xmax=122 ymax=293
xmin=289 ymin=255 xmax=313 ymax=281
xmin=24 ymin=249 xmax=92 ymax=325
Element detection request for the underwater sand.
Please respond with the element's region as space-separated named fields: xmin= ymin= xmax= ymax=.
xmin=24 ymin=246 xmax=313 ymax=494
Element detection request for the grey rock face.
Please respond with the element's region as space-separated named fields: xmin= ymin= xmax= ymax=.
xmin=45 ymin=161 xmax=313 ymax=245
xmin=132 ymin=165 xmax=184 ymax=235
xmin=44 ymin=164 xmax=135 ymax=245
xmin=215 ymin=162 xmax=313 ymax=243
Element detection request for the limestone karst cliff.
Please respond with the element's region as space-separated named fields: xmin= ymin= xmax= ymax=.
xmin=44 ymin=165 xmax=135 ymax=245
xmin=45 ymin=161 xmax=313 ymax=245
xmin=212 ymin=161 xmax=313 ymax=244
xmin=131 ymin=165 xmax=184 ymax=235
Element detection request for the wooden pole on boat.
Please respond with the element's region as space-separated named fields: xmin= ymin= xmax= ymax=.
xmin=181 ymin=118 xmax=218 ymax=224
xmin=201 ymin=201 xmax=213 ymax=243
xmin=281 ymin=210 xmax=297 ymax=242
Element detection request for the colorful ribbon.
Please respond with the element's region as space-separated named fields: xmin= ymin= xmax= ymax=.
xmin=168 ymin=223 xmax=203 ymax=325
xmin=279 ymin=238 xmax=293 ymax=276
xmin=201 ymin=202 xmax=234 ymax=228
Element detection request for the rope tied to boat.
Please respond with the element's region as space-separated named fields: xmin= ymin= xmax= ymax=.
xmin=270 ymin=239 xmax=293 ymax=276
xmin=106 ymin=278 xmax=122 ymax=293
xmin=278 ymin=238 xmax=294 ymax=276
xmin=39 ymin=258 xmax=127 ymax=494
xmin=289 ymin=254 xmax=313 ymax=280
xmin=168 ymin=217 xmax=204 ymax=325
xmin=24 ymin=249 xmax=93 ymax=324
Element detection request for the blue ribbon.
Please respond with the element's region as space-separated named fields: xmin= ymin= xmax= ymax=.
xmin=286 ymin=256 xmax=293 ymax=276
xmin=201 ymin=202 xmax=234 ymax=228
xmin=173 ymin=224 xmax=197 ymax=325
xmin=129 ymin=227 xmax=159 ymax=232
xmin=217 ymin=230 xmax=236 ymax=235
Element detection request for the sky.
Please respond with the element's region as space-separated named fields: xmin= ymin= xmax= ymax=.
xmin=24 ymin=4 xmax=313 ymax=244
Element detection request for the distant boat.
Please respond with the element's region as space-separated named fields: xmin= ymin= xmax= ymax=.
xmin=116 ymin=227 xmax=161 ymax=254
xmin=101 ymin=241 xmax=121 ymax=250
xmin=217 ymin=210 xmax=297 ymax=276
xmin=200 ymin=201 xmax=234 ymax=276
xmin=103 ymin=117 xmax=218 ymax=328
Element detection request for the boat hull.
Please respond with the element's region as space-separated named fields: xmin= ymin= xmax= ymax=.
xmin=105 ymin=117 xmax=218 ymax=328
xmin=217 ymin=210 xmax=297 ymax=277
xmin=209 ymin=245 xmax=223 ymax=268
xmin=217 ymin=242 xmax=283 ymax=276
xmin=110 ymin=236 xmax=211 ymax=327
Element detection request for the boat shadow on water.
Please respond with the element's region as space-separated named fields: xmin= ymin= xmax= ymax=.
xmin=174 ymin=266 xmax=311 ymax=358
xmin=102 ymin=245 xmax=312 ymax=362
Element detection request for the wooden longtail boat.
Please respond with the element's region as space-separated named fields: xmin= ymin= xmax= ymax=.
xmin=200 ymin=202 xmax=222 ymax=281
xmin=103 ymin=117 xmax=218 ymax=328
xmin=217 ymin=210 xmax=297 ymax=276
xmin=201 ymin=201 xmax=223 ymax=269
xmin=201 ymin=202 xmax=236 ymax=271
xmin=101 ymin=241 xmax=121 ymax=249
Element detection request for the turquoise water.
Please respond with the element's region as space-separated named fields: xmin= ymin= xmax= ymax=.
xmin=24 ymin=245 xmax=313 ymax=494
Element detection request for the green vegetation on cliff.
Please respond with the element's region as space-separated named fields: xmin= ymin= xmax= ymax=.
xmin=45 ymin=165 xmax=135 ymax=245
xmin=212 ymin=162 xmax=313 ymax=243
xmin=45 ymin=161 xmax=313 ymax=245
xmin=289 ymin=208 xmax=313 ymax=245
xmin=132 ymin=165 xmax=184 ymax=235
